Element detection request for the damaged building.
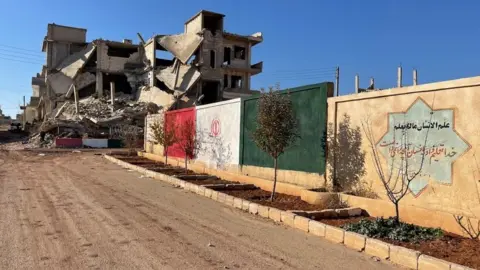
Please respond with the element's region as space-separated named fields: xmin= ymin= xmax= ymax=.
xmin=27 ymin=10 xmax=262 ymax=142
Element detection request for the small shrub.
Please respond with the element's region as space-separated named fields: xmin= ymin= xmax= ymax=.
xmin=325 ymin=193 xmax=349 ymax=210
xmin=341 ymin=217 xmax=443 ymax=242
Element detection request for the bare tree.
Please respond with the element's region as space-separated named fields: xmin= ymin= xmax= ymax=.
xmin=113 ymin=124 xmax=142 ymax=156
xmin=177 ymin=118 xmax=202 ymax=173
xmin=150 ymin=113 xmax=177 ymax=165
xmin=252 ymin=85 xmax=299 ymax=201
xmin=361 ymin=112 xmax=432 ymax=224
xmin=453 ymin=215 xmax=480 ymax=239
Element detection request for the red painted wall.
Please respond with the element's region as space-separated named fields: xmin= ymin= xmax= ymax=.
xmin=55 ymin=138 xmax=83 ymax=148
xmin=165 ymin=107 xmax=196 ymax=159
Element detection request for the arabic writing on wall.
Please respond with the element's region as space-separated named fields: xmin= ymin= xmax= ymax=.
xmin=376 ymin=99 xmax=470 ymax=196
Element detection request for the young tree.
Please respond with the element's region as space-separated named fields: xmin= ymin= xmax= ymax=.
xmin=150 ymin=113 xmax=177 ymax=165
xmin=113 ymin=124 xmax=141 ymax=156
xmin=252 ymin=86 xmax=299 ymax=201
xmin=177 ymin=118 xmax=202 ymax=173
xmin=361 ymin=113 xmax=432 ymax=224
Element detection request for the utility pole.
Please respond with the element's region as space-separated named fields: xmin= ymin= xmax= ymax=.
xmin=355 ymin=74 xmax=359 ymax=94
xmin=413 ymin=69 xmax=418 ymax=86
xmin=22 ymin=96 xmax=26 ymax=128
xmin=397 ymin=66 xmax=403 ymax=88
xmin=335 ymin=66 xmax=340 ymax=96
xmin=73 ymin=84 xmax=79 ymax=114
xmin=110 ymin=81 xmax=115 ymax=113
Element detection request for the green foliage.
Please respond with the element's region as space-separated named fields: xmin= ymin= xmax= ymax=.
xmin=252 ymin=86 xmax=299 ymax=159
xmin=341 ymin=217 xmax=443 ymax=242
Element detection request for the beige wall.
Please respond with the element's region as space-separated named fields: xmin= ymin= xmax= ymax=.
xmin=327 ymin=76 xmax=480 ymax=222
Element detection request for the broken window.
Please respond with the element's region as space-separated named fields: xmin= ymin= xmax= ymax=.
xmin=223 ymin=47 xmax=231 ymax=65
xmin=231 ymin=76 xmax=243 ymax=88
xmin=223 ymin=75 xmax=229 ymax=88
xmin=203 ymin=14 xmax=223 ymax=34
xmin=210 ymin=50 xmax=216 ymax=68
xmin=202 ymin=81 xmax=219 ymax=105
xmin=234 ymin=46 xmax=246 ymax=60
xmin=107 ymin=45 xmax=137 ymax=58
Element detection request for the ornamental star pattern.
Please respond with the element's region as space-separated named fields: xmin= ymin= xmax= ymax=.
xmin=376 ymin=98 xmax=470 ymax=197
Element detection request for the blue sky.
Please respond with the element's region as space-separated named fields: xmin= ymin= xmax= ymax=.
xmin=0 ymin=0 xmax=479 ymax=117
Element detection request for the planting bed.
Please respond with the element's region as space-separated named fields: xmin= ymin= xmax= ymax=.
xmin=324 ymin=216 xmax=480 ymax=269
xmin=114 ymin=155 xmax=237 ymax=185
xmin=223 ymin=189 xmax=327 ymax=211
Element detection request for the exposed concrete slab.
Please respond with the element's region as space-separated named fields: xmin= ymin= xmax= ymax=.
xmin=55 ymin=43 xmax=96 ymax=79
xmin=136 ymin=86 xmax=175 ymax=109
xmin=157 ymin=33 xmax=203 ymax=64
xmin=47 ymin=72 xmax=73 ymax=95
xmin=155 ymin=64 xmax=201 ymax=93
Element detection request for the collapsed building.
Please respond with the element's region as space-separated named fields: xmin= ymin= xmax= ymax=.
xmin=26 ymin=10 xmax=263 ymax=143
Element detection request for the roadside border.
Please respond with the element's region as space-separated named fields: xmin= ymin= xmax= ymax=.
xmin=103 ymin=154 xmax=474 ymax=270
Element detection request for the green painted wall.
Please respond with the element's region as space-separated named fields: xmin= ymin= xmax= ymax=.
xmin=239 ymin=82 xmax=332 ymax=174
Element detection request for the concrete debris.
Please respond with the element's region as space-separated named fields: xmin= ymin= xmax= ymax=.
xmin=156 ymin=64 xmax=201 ymax=93
xmin=157 ymin=33 xmax=203 ymax=64
xmin=55 ymin=43 xmax=96 ymax=79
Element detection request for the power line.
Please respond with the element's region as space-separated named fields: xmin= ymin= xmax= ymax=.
xmin=0 ymin=48 xmax=44 ymax=58
xmin=0 ymin=52 xmax=45 ymax=63
xmin=0 ymin=43 xmax=41 ymax=53
xmin=0 ymin=56 xmax=43 ymax=65
xmin=269 ymin=73 xmax=336 ymax=80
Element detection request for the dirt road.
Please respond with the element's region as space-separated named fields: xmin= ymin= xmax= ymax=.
xmin=0 ymin=150 xmax=396 ymax=270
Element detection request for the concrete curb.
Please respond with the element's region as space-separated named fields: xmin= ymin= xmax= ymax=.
xmin=104 ymin=154 xmax=474 ymax=270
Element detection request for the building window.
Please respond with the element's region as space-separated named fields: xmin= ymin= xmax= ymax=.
xmin=234 ymin=46 xmax=246 ymax=60
xmin=210 ymin=50 xmax=216 ymax=68
xmin=231 ymin=75 xmax=242 ymax=88
xmin=223 ymin=47 xmax=231 ymax=65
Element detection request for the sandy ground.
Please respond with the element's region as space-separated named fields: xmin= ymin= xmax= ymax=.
xmin=0 ymin=150 xmax=397 ymax=270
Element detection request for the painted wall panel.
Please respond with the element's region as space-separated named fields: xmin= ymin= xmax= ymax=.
xmin=196 ymin=99 xmax=241 ymax=170
xmin=240 ymin=83 xmax=332 ymax=175
xmin=165 ymin=107 xmax=196 ymax=158
xmin=55 ymin=138 xmax=83 ymax=148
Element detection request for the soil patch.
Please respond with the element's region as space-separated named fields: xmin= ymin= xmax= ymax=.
xmin=223 ymin=189 xmax=325 ymax=211
xmin=185 ymin=178 xmax=239 ymax=185
xmin=325 ymin=217 xmax=480 ymax=269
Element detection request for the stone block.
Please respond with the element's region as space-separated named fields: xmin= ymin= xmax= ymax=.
xmin=389 ymin=245 xmax=420 ymax=270
xmin=242 ymin=200 xmax=250 ymax=211
xmin=294 ymin=216 xmax=310 ymax=232
xmin=216 ymin=192 xmax=226 ymax=203
xmin=418 ymin=255 xmax=451 ymax=270
xmin=365 ymin=238 xmax=390 ymax=260
xmin=224 ymin=195 xmax=235 ymax=206
xmin=211 ymin=191 xmax=218 ymax=201
xmin=178 ymin=180 xmax=186 ymax=188
xmin=347 ymin=207 xmax=362 ymax=216
xmin=268 ymin=208 xmax=281 ymax=222
xmin=325 ymin=225 xmax=344 ymax=243
xmin=196 ymin=186 xmax=206 ymax=196
xmin=344 ymin=231 xmax=366 ymax=251
xmin=233 ymin=198 xmax=243 ymax=209
xmin=204 ymin=188 xmax=213 ymax=198
xmin=258 ymin=205 xmax=269 ymax=218
xmin=249 ymin=203 xmax=259 ymax=215
xmin=308 ymin=220 xmax=326 ymax=237
xmin=280 ymin=211 xmax=296 ymax=227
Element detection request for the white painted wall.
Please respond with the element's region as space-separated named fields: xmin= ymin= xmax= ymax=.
xmin=195 ymin=98 xmax=241 ymax=170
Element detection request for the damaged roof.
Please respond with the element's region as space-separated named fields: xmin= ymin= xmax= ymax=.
xmin=156 ymin=33 xmax=203 ymax=64
xmin=223 ymin=31 xmax=263 ymax=46
xmin=184 ymin=10 xmax=225 ymax=25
